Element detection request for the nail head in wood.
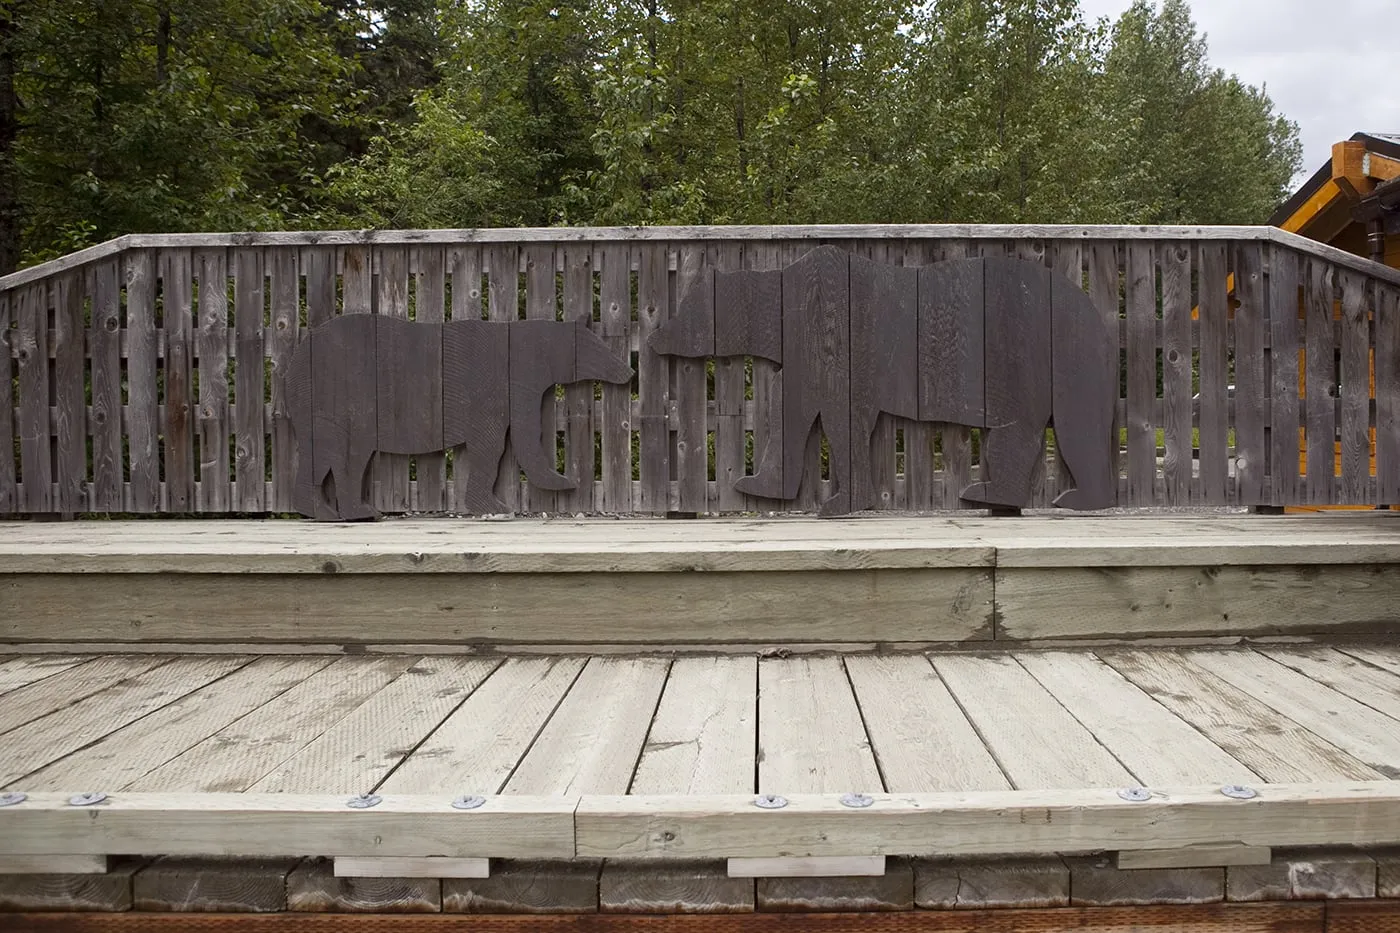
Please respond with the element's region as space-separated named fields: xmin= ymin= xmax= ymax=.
xmin=68 ymin=792 xmax=107 ymax=807
xmin=1221 ymin=785 xmax=1258 ymax=800
xmin=755 ymin=794 xmax=788 ymax=809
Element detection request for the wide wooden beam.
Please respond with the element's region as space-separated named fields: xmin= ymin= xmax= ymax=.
xmin=0 ymin=903 xmax=1339 ymax=931
xmin=0 ymin=794 xmax=575 ymax=859
xmin=575 ymin=784 xmax=1400 ymax=859
xmin=333 ymin=856 xmax=490 ymax=879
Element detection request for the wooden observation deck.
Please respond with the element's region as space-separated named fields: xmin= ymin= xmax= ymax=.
xmin=1 ymin=225 xmax=1399 ymax=929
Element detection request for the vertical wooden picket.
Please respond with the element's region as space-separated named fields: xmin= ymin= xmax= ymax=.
xmin=268 ymin=247 xmax=301 ymax=514
xmin=1304 ymin=258 xmax=1336 ymax=504
xmin=234 ymin=249 xmax=266 ymax=512
xmin=413 ymin=245 xmax=448 ymax=511
xmin=15 ymin=282 xmax=50 ymax=512
xmin=1232 ymin=243 xmax=1267 ymax=506
xmin=637 ymin=241 xmax=671 ymax=514
xmin=90 ymin=260 xmax=124 ymax=512
xmin=1197 ymin=243 xmax=1230 ymax=504
xmin=51 ymin=272 xmax=86 ymax=512
xmin=561 ymin=244 xmax=596 ymax=513
xmin=486 ymin=243 xmax=522 ymax=512
xmin=598 ymin=243 xmax=632 ymax=513
xmin=1268 ymin=247 xmax=1301 ymax=506
xmin=194 ymin=248 xmax=230 ymax=512
xmin=161 ymin=249 xmax=196 ymax=512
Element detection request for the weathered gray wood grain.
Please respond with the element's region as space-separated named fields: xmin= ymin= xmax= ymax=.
xmin=51 ymin=272 xmax=86 ymax=512
xmin=194 ymin=249 xmax=230 ymax=511
xmin=233 ymin=249 xmax=266 ymax=512
xmin=126 ymin=250 xmax=160 ymax=512
xmin=160 ymin=249 xmax=195 ymax=511
xmin=1197 ymin=243 xmax=1229 ymax=504
xmin=1269 ymin=246 xmax=1302 ymax=506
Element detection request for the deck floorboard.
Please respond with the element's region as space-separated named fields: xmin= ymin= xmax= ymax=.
xmin=4 ymin=646 xmax=1400 ymax=797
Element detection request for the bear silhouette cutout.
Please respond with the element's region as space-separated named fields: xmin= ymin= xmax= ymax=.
xmin=649 ymin=244 xmax=1116 ymax=515
xmin=286 ymin=317 xmax=633 ymax=520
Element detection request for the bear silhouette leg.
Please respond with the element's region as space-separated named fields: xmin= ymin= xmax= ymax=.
xmin=734 ymin=410 xmax=813 ymax=502
xmin=961 ymin=419 xmax=1045 ymax=510
xmin=457 ymin=418 xmax=511 ymax=515
xmin=325 ymin=445 xmax=377 ymax=521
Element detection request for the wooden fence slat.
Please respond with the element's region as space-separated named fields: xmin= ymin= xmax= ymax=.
xmin=1197 ymin=243 xmax=1229 ymax=504
xmin=51 ymin=272 xmax=86 ymax=512
xmin=0 ymin=291 xmax=14 ymax=512
xmin=1379 ymin=285 xmax=1400 ymax=505
xmin=414 ymin=246 xmax=447 ymax=511
xmin=1048 ymin=240 xmax=1082 ymax=504
xmin=1125 ymin=242 xmax=1156 ymax=505
xmin=375 ymin=245 xmax=411 ymax=512
xmin=598 ymin=243 xmax=632 ymax=512
xmin=1088 ymin=242 xmax=1122 ymax=504
xmin=15 ymin=283 xmax=50 ymax=511
xmin=904 ymin=239 xmax=937 ymax=510
xmin=561 ymin=244 xmax=596 ymax=514
xmin=90 ymin=260 xmax=124 ymax=512
xmin=1015 ymin=239 xmax=1053 ymax=506
xmin=126 ymin=251 xmax=159 ymax=512
xmin=1304 ymin=257 xmax=1336 ymax=504
xmin=524 ymin=244 xmax=558 ymax=514
xmin=195 ymin=249 xmax=230 ymax=512
xmin=446 ymin=245 xmax=483 ymax=513
xmin=936 ymin=239 xmax=976 ymax=509
xmin=713 ymin=241 xmax=746 ymax=512
xmin=487 ymin=244 xmax=521 ymax=512
xmin=674 ymin=243 xmax=709 ymax=513
xmin=1160 ymin=242 xmax=1192 ymax=504
xmin=859 ymin=241 xmax=897 ymax=510
xmin=234 ymin=249 xmax=266 ymax=512
xmin=1338 ymin=270 xmax=1371 ymax=503
xmin=268 ymin=248 xmax=300 ymax=514
xmin=638 ymin=241 xmax=671 ymax=513
xmin=303 ymin=248 xmax=336 ymax=328
xmin=160 ymin=249 xmax=195 ymax=511
xmin=1268 ymin=246 xmax=1301 ymax=506
xmin=746 ymin=241 xmax=784 ymax=513
xmin=1232 ymin=243 xmax=1267 ymax=506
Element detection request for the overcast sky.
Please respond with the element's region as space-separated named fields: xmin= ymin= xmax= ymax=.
xmin=1077 ymin=0 xmax=1400 ymax=184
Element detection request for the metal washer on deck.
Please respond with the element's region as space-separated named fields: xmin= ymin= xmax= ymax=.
xmin=840 ymin=792 xmax=874 ymax=809
xmin=68 ymin=792 xmax=107 ymax=807
xmin=1220 ymin=784 xmax=1258 ymax=800
xmin=1117 ymin=787 xmax=1151 ymax=802
xmin=346 ymin=793 xmax=382 ymax=809
xmin=0 ymin=792 xmax=26 ymax=808
xmin=451 ymin=795 xmax=487 ymax=811
xmin=754 ymin=794 xmax=788 ymax=810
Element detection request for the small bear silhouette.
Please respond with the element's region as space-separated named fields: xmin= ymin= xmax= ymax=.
xmin=286 ymin=317 xmax=633 ymax=520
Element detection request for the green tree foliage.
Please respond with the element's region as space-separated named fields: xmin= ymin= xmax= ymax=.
xmin=2 ymin=0 xmax=1302 ymax=270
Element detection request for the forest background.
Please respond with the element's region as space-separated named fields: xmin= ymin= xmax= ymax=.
xmin=0 ymin=0 xmax=1301 ymax=275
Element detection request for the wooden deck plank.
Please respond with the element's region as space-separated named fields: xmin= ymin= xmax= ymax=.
xmin=930 ymin=654 xmax=1135 ymax=790
xmin=1014 ymin=652 xmax=1257 ymax=786
xmin=845 ymin=654 xmax=1009 ymax=792
xmin=758 ymin=656 xmax=882 ymax=794
xmin=250 ymin=657 xmax=501 ymax=794
xmin=0 ymin=655 xmax=93 ymax=695
xmin=0 ymin=657 xmax=250 ymax=786
xmin=16 ymin=657 xmax=335 ymax=792
xmin=1185 ymin=648 xmax=1400 ymax=777
xmin=381 ymin=657 xmax=585 ymax=795
xmin=1260 ymin=647 xmax=1400 ymax=723
xmin=1100 ymin=650 xmax=1383 ymax=782
xmin=0 ymin=656 xmax=169 ymax=735
xmin=129 ymin=657 xmax=417 ymax=792
xmin=630 ymin=656 xmax=757 ymax=795
xmin=504 ymin=657 xmax=670 ymax=795
xmin=1338 ymin=645 xmax=1400 ymax=678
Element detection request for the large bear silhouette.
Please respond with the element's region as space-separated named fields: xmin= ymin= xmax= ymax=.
xmin=650 ymin=245 xmax=1116 ymax=515
xmin=286 ymin=317 xmax=633 ymax=520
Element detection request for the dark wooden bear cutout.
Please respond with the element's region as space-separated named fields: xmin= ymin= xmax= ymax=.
xmin=650 ymin=245 xmax=1116 ymax=515
xmin=285 ymin=317 xmax=633 ymax=520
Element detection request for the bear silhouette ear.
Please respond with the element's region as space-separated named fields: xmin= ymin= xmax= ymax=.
xmin=651 ymin=279 xmax=716 ymax=358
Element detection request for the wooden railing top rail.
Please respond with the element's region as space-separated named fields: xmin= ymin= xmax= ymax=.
xmin=6 ymin=223 xmax=1400 ymax=291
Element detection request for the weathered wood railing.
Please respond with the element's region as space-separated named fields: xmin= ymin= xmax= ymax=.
xmin=2 ymin=225 xmax=1398 ymax=516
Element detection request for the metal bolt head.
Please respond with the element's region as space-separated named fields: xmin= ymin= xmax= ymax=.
xmin=839 ymin=792 xmax=874 ymax=809
xmin=754 ymin=794 xmax=788 ymax=810
xmin=1117 ymin=787 xmax=1151 ymax=802
xmin=68 ymin=792 xmax=107 ymax=807
xmin=1221 ymin=784 xmax=1258 ymax=800
xmin=346 ymin=793 xmax=382 ymax=809
xmin=451 ymin=795 xmax=487 ymax=811
xmin=0 ymin=792 xmax=27 ymax=808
